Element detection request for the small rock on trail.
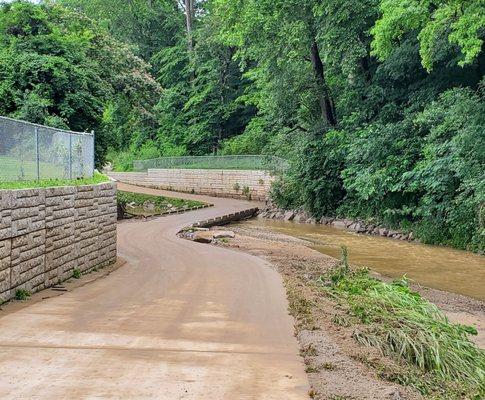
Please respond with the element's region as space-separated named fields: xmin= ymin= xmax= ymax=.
xmin=192 ymin=231 xmax=214 ymax=243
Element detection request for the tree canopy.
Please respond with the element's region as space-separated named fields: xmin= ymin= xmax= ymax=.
xmin=1 ymin=0 xmax=483 ymax=252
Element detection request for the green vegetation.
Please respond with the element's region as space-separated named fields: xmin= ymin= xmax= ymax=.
xmin=130 ymin=155 xmax=288 ymax=173
xmin=0 ymin=156 xmax=64 ymax=182
xmin=72 ymin=268 xmax=81 ymax=279
xmin=318 ymin=252 xmax=485 ymax=398
xmin=0 ymin=172 xmax=109 ymax=190
xmin=1 ymin=0 xmax=483 ymax=251
xmin=1 ymin=2 xmax=483 ymax=395
xmin=14 ymin=289 xmax=31 ymax=301
xmin=0 ymin=1 xmax=159 ymax=167
xmin=117 ymin=190 xmax=206 ymax=218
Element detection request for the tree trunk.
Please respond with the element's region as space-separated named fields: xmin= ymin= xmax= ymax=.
xmin=184 ymin=0 xmax=194 ymax=51
xmin=310 ymin=40 xmax=336 ymax=126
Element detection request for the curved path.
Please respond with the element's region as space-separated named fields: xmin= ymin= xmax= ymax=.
xmin=0 ymin=183 xmax=308 ymax=399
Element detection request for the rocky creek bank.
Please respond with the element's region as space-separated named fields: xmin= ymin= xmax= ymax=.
xmin=258 ymin=204 xmax=416 ymax=241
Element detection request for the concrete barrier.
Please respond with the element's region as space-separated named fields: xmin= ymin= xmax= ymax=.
xmin=191 ymin=208 xmax=260 ymax=228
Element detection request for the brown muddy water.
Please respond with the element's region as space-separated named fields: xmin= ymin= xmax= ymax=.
xmin=239 ymin=219 xmax=485 ymax=301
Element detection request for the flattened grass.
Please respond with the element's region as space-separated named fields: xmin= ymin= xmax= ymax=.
xmin=318 ymin=251 xmax=485 ymax=398
xmin=117 ymin=190 xmax=207 ymax=217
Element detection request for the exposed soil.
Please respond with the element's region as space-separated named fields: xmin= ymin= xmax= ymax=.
xmin=207 ymin=223 xmax=485 ymax=399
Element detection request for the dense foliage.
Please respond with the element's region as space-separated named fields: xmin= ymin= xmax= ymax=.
xmin=0 ymin=0 xmax=483 ymax=251
xmin=213 ymin=0 xmax=485 ymax=251
xmin=0 ymin=0 xmax=159 ymax=166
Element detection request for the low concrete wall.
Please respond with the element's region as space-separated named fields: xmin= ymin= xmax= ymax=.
xmin=109 ymin=169 xmax=275 ymax=201
xmin=192 ymin=207 xmax=260 ymax=228
xmin=0 ymin=181 xmax=117 ymax=301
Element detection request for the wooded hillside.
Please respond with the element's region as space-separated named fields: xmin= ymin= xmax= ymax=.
xmin=0 ymin=0 xmax=483 ymax=251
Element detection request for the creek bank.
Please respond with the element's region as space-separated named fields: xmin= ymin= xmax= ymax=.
xmin=188 ymin=223 xmax=485 ymax=399
xmin=259 ymin=204 xmax=416 ymax=241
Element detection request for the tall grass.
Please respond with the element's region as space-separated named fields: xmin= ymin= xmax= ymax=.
xmin=319 ymin=252 xmax=485 ymax=398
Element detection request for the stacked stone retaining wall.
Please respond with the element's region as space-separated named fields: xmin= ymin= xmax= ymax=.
xmin=0 ymin=182 xmax=117 ymax=301
xmin=109 ymin=169 xmax=274 ymax=201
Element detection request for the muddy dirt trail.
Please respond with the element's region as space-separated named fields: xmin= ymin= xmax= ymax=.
xmin=0 ymin=183 xmax=308 ymax=399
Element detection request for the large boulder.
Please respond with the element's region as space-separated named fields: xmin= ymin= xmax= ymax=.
xmin=294 ymin=212 xmax=310 ymax=223
xmin=275 ymin=212 xmax=285 ymax=220
xmin=378 ymin=228 xmax=388 ymax=236
xmin=331 ymin=219 xmax=348 ymax=229
xmin=348 ymin=222 xmax=367 ymax=233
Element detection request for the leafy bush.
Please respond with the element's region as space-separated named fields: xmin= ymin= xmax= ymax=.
xmin=274 ymin=86 xmax=485 ymax=252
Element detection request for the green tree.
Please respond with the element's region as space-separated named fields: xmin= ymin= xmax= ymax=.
xmin=371 ymin=0 xmax=485 ymax=71
xmin=60 ymin=0 xmax=183 ymax=62
xmin=0 ymin=0 xmax=160 ymax=165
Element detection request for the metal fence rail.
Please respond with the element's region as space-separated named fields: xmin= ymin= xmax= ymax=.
xmin=0 ymin=116 xmax=94 ymax=182
xmin=133 ymin=155 xmax=289 ymax=173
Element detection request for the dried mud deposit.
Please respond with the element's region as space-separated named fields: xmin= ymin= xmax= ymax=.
xmin=207 ymin=223 xmax=484 ymax=400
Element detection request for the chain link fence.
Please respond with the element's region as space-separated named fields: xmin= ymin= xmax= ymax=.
xmin=133 ymin=155 xmax=289 ymax=174
xmin=0 ymin=116 xmax=94 ymax=182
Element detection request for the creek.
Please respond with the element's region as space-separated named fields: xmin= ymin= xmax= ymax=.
xmin=239 ymin=219 xmax=485 ymax=301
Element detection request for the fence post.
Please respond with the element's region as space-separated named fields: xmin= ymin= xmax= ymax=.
xmin=68 ymin=133 xmax=72 ymax=179
xmin=35 ymin=127 xmax=40 ymax=181
xmin=91 ymin=130 xmax=95 ymax=176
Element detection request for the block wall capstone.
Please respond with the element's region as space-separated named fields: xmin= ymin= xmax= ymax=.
xmin=0 ymin=181 xmax=117 ymax=301
xmin=109 ymin=169 xmax=274 ymax=201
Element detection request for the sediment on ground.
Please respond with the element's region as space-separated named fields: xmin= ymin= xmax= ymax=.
xmin=194 ymin=223 xmax=484 ymax=400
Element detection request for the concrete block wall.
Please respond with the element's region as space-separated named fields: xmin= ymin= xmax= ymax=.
xmin=0 ymin=182 xmax=117 ymax=302
xmin=109 ymin=169 xmax=275 ymax=201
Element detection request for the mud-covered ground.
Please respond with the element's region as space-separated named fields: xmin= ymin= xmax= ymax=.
xmin=208 ymin=223 xmax=485 ymax=400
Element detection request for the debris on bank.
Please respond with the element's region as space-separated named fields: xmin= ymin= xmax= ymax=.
xmin=179 ymin=227 xmax=236 ymax=244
